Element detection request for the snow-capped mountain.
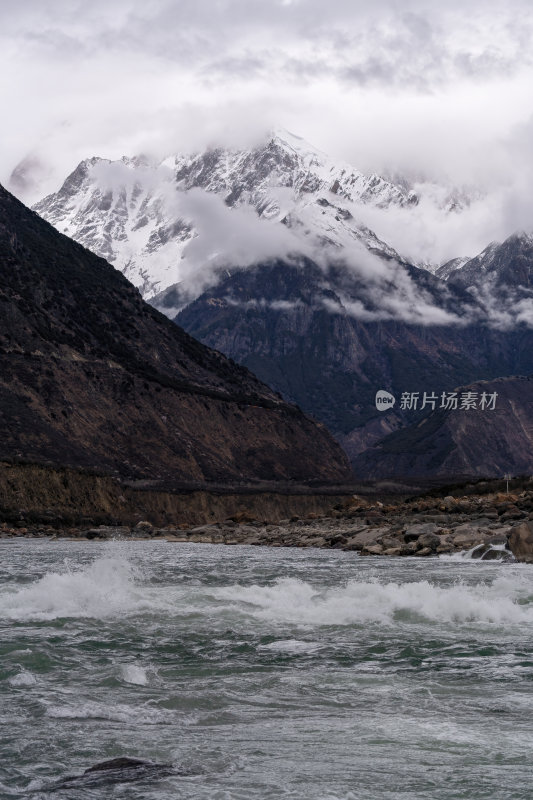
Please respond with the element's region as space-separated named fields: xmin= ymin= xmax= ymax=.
xmin=445 ymin=232 xmax=533 ymax=291
xmin=435 ymin=256 xmax=471 ymax=281
xmin=32 ymin=130 xmax=419 ymax=303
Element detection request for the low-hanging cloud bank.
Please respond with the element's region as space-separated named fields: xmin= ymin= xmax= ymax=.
xmin=3 ymin=0 xmax=533 ymax=221
xmin=163 ymin=187 xmax=533 ymax=330
xmin=5 ymin=0 xmax=533 ymax=318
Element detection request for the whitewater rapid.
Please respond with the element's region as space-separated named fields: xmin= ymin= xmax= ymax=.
xmin=2 ymin=544 xmax=532 ymax=627
xmin=1 ymin=540 xmax=532 ymax=799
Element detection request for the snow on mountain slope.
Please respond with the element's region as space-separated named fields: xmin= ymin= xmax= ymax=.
xmin=446 ymin=233 xmax=533 ymax=293
xmin=32 ymin=130 xmax=418 ymax=303
xmin=435 ymin=256 xmax=471 ymax=281
xmin=32 ymin=155 xmax=190 ymax=297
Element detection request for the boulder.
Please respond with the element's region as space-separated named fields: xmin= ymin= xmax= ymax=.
xmin=464 ymin=517 xmax=496 ymax=528
xmin=404 ymin=523 xmax=439 ymax=542
xmin=382 ymin=547 xmax=402 ymax=556
xmin=327 ymin=534 xmax=348 ymax=547
xmin=417 ymin=532 xmax=441 ymax=552
xmin=380 ymin=535 xmax=401 ymax=549
xmin=436 ymin=543 xmax=454 ymax=554
xmin=500 ymin=509 xmax=527 ymax=522
xmin=480 ymin=548 xmax=513 ymax=562
xmin=50 ymin=757 xmax=174 ymax=791
xmin=471 ymin=543 xmax=491 ymax=559
xmin=188 ymin=525 xmax=215 ymax=535
xmin=362 ymin=544 xmax=384 ymax=555
xmin=304 ymin=537 xmax=328 ymax=548
xmin=343 ymin=528 xmax=382 ymax=551
xmin=451 ymin=527 xmax=489 ymax=549
xmin=508 ymin=521 xmax=533 ymax=563
xmin=85 ymin=528 xmax=112 ymax=540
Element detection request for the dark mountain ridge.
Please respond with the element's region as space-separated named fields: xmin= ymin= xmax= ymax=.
xmin=176 ymin=258 xmax=533 ymax=466
xmin=351 ymin=374 xmax=533 ymax=480
xmin=0 ymin=184 xmax=351 ymax=485
xmin=447 ymin=232 xmax=533 ymax=292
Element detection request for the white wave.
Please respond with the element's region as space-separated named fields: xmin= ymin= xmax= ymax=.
xmin=8 ymin=669 xmax=37 ymax=687
xmin=442 ymin=543 xmax=512 ymax=561
xmin=214 ymin=574 xmax=533 ymax=627
xmin=26 ymin=778 xmax=45 ymax=793
xmin=44 ymin=700 xmax=174 ymax=725
xmin=0 ymin=556 xmax=154 ymax=621
xmin=2 ymin=550 xmax=532 ymax=628
xmin=120 ymin=663 xmax=149 ymax=685
xmin=258 ymin=639 xmax=321 ymax=654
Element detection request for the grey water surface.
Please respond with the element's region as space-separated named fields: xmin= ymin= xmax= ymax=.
xmin=1 ymin=539 xmax=532 ymax=799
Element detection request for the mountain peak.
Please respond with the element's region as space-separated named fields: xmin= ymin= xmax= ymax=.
xmin=446 ymin=231 xmax=533 ymax=292
xmin=268 ymin=127 xmax=328 ymax=159
xmin=32 ymin=132 xmax=418 ymax=302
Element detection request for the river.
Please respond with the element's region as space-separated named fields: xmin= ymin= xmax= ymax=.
xmin=1 ymin=539 xmax=532 ymax=799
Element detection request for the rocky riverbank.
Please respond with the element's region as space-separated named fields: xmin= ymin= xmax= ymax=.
xmin=3 ymin=488 xmax=533 ymax=562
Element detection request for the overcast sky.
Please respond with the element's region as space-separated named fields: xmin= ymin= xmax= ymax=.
xmin=2 ymin=0 xmax=533 ymax=252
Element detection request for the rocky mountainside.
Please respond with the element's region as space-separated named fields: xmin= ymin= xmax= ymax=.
xmin=175 ymin=258 xmax=533 ymax=464
xmin=27 ymin=130 xmax=533 ymax=482
xmin=0 ymin=184 xmax=352 ymax=485
xmin=31 ymin=130 xmax=418 ymax=301
xmin=438 ymin=232 xmax=533 ymax=295
xmin=351 ymin=375 xmax=533 ymax=480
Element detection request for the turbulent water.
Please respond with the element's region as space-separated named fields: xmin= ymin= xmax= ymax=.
xmin=1 ymin=541 xmax=532 ymax=799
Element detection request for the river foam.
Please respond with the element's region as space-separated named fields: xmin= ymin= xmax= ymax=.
xmin=8 ymin=670 xmax=37 ymax=687
xmin=214 ymin=574 xmax=533 ymax=627
xmin=120 ymin=663 xmax=150 ymax=685
xmin=2 ymin=549 xmax=531 ymax=628
xmin=0 ymin=555 xmax=151 ymax=621
xmin=3 ymin=541 xmax=533 ymax=800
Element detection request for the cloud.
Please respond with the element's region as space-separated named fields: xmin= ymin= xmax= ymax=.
xmin=165 ymin=187 xmax=311 ymax=296
xmin=3 ymin=0 xmax=533 ymax=205
xmin=4 ymin=0 xmax=533 ymax=290
xmin=319 ymin=245 xmax=473 ymax=326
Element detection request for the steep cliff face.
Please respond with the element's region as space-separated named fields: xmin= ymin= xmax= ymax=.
xmin=0 ymin=184 xmax=352 ymax=485
xmin=351 ymin=375 xmax=533 ymax=480
xmin=0 ymin=463 xmax=353 ymax=528
xmin=175 ymin=259 xmax=533 ymax=461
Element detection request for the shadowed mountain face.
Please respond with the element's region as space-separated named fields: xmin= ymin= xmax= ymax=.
xmin=351 ymin=375 xmax=533 ymax=480
xmin=175 ymin=259 xmax=533 ymax=465
xmin=0 ymin=185 xmax=352 ymax=485
xmin=446 ymin=233 xmax=533 ymax=292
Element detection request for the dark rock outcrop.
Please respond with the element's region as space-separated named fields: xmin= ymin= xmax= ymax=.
xmin=508 ymin=520 xmax=533 ymax=563
xmin=0 ymin=184 xmax=351 ymax=485
xmin=47 ymin=757 xmax=175 ymax=791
